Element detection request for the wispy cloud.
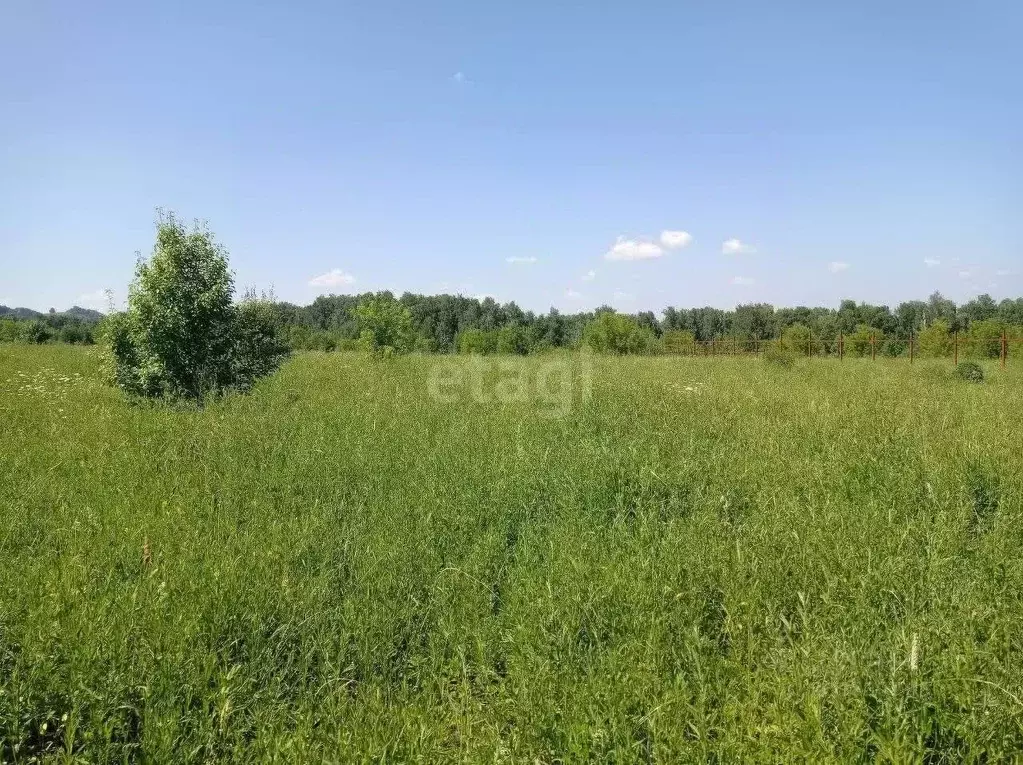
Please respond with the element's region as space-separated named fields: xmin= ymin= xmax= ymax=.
xmin=659 ymin=230 xmax=693 ymax=250
xmin=605 ymin=236 xmax=664 ymax=261
xmin=730 ymin=276 xmax=755 ymax=286
xmin=582 ymin=269 xmax=596 ymax=281
xmin=309 ymin=269 xmax=356 ymax=288
xmin=829 ymin=261 xmax=850 ymax=273
xmin=505 ymin=256 xmax=537 ymax=264
xmin=923 ymin=258 xmax=940 ymax=267
xmin=451 ymin=71 xmax=468 ymax=84
xmin=565 ymin=288 xmax=583 ymax=299
xmin=996 ymin=269 xmax=1011 ymax=277
xmin=722 ymin=238 xmax=756 ymax=255
xmin=958 ymin=270 xmax=972 ymax=279
xmin=612 ymin=289 xmax=634 ymax=302
xmin=77 ymin=289 xmax=108 ymax=311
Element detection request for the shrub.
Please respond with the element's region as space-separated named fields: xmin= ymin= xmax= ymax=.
xmin=780 ymin=324 xmax=820 ymax=356
xmin=844 ymin=325 xmax=883 ymax=357
xmin=953 ymin=361 xmax=984 ymax=383
xmin=583 ymin=312 xmax=654 ymax=355
xmin=355 ymin=297 xmax=414 ymax=354
xmin=102 ymin=213 xmax=289 ymax=400
xmin=0 ymin=319 xmax=19 ymax=342
xmin=496 ymin=325 xmax=531 ymax=355
xmin=967 ymin=320 xmax=1003 ymax=359
xmin=22 ymin=320 xmax=54 ymax=344
xmin=763 ymin=343 xmax=797 ymax=368
xmin=881 ymin=338 xmax=906 ymax=357
xmin=661 ymin=330 xmax=696 ymax=355
xmin=457 ymin=328 xmax=497 ymax=355
xmin=918 ymin=319 xmax=953 ymax=358
xmin=230 ymin=298 xmax=292 ymax=389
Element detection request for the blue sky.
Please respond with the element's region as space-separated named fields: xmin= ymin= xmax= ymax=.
xmin=1 ymin=1 xmax=1020 ymax=314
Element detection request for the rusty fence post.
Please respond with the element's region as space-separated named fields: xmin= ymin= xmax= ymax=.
xmin=871 ymin=334 xmax=876 ymax=361
xmin=839 ymin=333 xmax=844 ymax=361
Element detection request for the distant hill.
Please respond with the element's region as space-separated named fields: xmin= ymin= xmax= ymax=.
xmin=63 ymin=306 xmax=105 ymax=321
xmin=0 ymin=306 xmax=42 ymax=320
xmin=0 ymin=305 xmax=104 ymax=322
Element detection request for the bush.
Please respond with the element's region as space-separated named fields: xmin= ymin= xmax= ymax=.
xmin=230 ymin=298 xmax=292 ymax=389
xmin=496 ymin=325 xmax=531 ymax=355
xmin=355 ymin=297 xmax=414 ymax=354
xmin=953 ymin=361 xmax=984 ymax=383
xmin=457 ymin=328 xmax=498 ymax=355
xmin=967 ymin=320 xmax=1003 ymax=359
xmin=102 ymin=213 xmax=289 ymax=400
xmin=844 ymin=325 xmax=883 ymax=358
xmin=918 ymin=319 xmax=953 ymax=358
xmin=881 ymin=338 xmax=906 ymax=357
xmin=780 ymin=324 xmax=820 ymax=356
xmin=661 ymin=330 xmax=696 ymax=355
xmin=763 ymin=343 xmax=797 ymax=368
xmin=21 ymin=320 xmax=54 ymax=344
xmin=583 ymin=312 xmax=654 ymax=355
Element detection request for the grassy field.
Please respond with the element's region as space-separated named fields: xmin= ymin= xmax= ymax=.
xmin=1 ymin=344 xmax=1022 ymax=762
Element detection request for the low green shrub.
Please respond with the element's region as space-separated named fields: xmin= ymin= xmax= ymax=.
xmin=953 ymin=361 xmax=984 ymax=382
xmin=763 ymin=343 xmax=797 ymax=368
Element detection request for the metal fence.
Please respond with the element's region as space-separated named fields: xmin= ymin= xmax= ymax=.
xmin=670 ymin=331 xmax=1022 ymax=368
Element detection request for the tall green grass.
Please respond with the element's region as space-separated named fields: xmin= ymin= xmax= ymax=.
xmin=1 ymin=345 xmax=1021 ymax=761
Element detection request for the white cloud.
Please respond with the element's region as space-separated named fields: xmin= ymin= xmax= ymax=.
xmin=829 ymin=261 xmax=850 ymax=273
xmin=505 ymin=256 xmax=537 ymax=264
xmin=582 ymin=269 xmax=596 ymax=281
xmin=659 ymin=230 xmax=693 ymax=250
xmin=996 ymin=269 xmax=1011 ymax=277
xmin=565 ymin=288 xmax=583 ymax=299
xmin=309 ymin=269 xmax=356 ymax=288
xmin=958 ymin=270 xmax=972 ymax=279
xmin=612 ymin=289 xmax=634 ymax=301
xmin=722 ymin=238 xmax=755 ymax=255
xmin=77 ymin=289 xmax=108 ymax=311
xmin=605 ymin=236 xmax=664 ymax=261
xmin=452 ymin=71 xmax=467 ymax=84
xmin=730 ymin=276 xmax=755 ymax=286
xmin=923 ymin=258 xmax=940 ymax=267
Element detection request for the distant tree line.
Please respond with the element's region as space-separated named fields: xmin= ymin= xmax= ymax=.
xmin=5 ymin=291 xmax=1023 ymax=358
xmin=0 ymin=306 xmax=102 ymax=345
xmin=271 ymin=290 xmax=1023 ymax=357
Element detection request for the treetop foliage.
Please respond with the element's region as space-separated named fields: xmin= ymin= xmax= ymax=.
xmin=101 ymin=214 xmax=290 ymax=400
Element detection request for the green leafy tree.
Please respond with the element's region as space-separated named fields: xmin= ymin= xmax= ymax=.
xmin=918 ymin=319 xmax=953 ymax=358
xmin=354 ymin=296 xmax=414 ymax=354
xmin=103 ymin=214 xmax=288 ymax=400
xmin=22 ymin=320 xmax=54 ymax=344
xmin=780 ymin=323 xmax=820 ymax=355
xmin=496 ymin=324 xmax=531 ymax=355
xmin=583 ymin=312 xmax=654 ymax=355
xmin=844 ymin=325 xmax=883 ymax=357
xmin=967 ymin=319 xmax=1005 ymax=359
xmin=457 ymin=328 xmax=498 ymax=354
xmin=661 ymin=330 xmax=696 ymax=354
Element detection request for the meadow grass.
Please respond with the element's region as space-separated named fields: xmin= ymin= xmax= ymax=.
xmin=1 ymin=344 xmax=1022 ymax=762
